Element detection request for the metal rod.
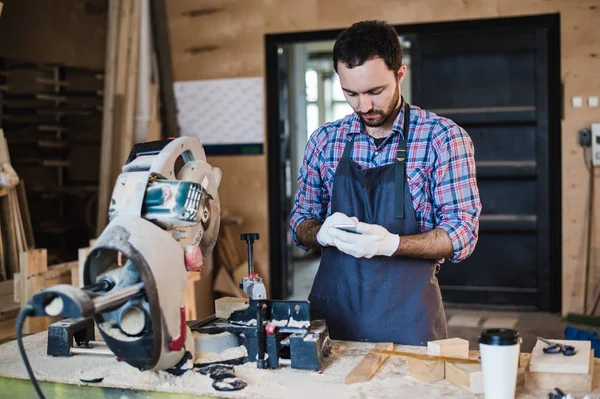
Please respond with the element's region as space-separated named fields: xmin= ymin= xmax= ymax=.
xmin=71 ymin=347 xmax=114 ymax=356
xmin=247 ymin=239 xmax=254 ymax=275
xmin=88 ymin=341 xmax=107 ymax=346
xmin=93 ymin=282 xmax=145 ymax=313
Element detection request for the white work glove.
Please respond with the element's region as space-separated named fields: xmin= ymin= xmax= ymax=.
xmin=316 ymin=212 xmax=358 ymax=247
xmin=328 ymin=221 xmax=400 ymax=258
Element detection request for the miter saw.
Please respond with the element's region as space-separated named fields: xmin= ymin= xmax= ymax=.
xmin=17 ymin=137 xmax=222 ymax=396
xmin=17 ymin=136 xmax=331 ymax=398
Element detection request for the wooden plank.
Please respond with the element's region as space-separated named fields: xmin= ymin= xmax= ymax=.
xmin=16 ymin=181 xmax=34 ymax=249
xmin=0 ymin=195 xmax=18 ymax=280
xmin=529 ymin=339 xmax=591 ymax=374
xmin=19 ymin=249 xmax=48 ymax=277
xmin=346 ymin=342 xmax=393 ymax=384
xmin=0 ymin=205 xmax=5 ymax=281
xmin=43 ymin=261 xmax=78 ymax=280
xmin=8 ymin=190 xmax=25 ymax=254
xmin=120 ymin=0 xmax=141 ymax=165
xmin=371 ymin=349 xmax=481 ymax=364
xmin=215 ymin=297 xmax=249 ymax=319
xmin=525 ymin=351 xmax=594 ymax=392
xmin=96 ymin=0 xmax=123 ymax=236
xmin=0 ymin=279 xmax=17 ymax=313
xmin=149 ymin=0 xmax=179 ymax=138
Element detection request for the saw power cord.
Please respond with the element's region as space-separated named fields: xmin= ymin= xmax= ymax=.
xmin=16 ymin=304 xmax=46 ymax=399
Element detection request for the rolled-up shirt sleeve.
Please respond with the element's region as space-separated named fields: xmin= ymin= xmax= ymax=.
xmin=290 ymin=130 xmax=330 ymax=251
xmin=431 ymin=121 xmax=481 ymax=263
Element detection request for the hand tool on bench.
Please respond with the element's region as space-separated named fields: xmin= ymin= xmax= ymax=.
xmin=537 ymin=337 xmax=577 ymax=356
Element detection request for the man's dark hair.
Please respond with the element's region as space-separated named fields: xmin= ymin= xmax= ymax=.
xmin=333 ymin=20 xmax=402 ymax=73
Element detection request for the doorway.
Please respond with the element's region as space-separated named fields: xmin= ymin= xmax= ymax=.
xmin=265 ymin=14 xmax=561 ymax=311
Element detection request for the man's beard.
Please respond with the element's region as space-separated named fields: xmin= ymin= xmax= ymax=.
xmin=358 ymin=83 xmax=400 ymax=127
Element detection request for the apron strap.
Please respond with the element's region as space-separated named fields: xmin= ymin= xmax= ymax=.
xmin=341 ymin=134 xmax=355 ymax=160
xmin=395 ymin=101 xmax=410 ymax=219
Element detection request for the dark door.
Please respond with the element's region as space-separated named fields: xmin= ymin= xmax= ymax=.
xmin=266 ymin=45 xmax=294 ymax=299
xmin=411 ymin=23 xmax=561 ymax=310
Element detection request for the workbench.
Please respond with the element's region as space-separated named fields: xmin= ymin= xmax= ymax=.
xmin=0 ymin=332 xmax=598 ymax=398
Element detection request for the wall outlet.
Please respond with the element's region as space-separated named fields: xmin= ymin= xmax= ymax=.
xmin=592 ymin=123 xmax=600 ymax=166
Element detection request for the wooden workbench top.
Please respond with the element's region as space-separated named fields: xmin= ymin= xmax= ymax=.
xmin=0 ymin=332 xmax=598 ymax=398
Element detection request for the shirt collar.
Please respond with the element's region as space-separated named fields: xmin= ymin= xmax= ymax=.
xmin=347 ymin=97 xmax=408 ymax=139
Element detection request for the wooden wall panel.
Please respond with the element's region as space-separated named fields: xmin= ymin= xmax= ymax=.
xmin=167 ymin=0 xmax=265 ymax=80
xmin=0 ymin=0 xmax=106 ymax=69
xmin=208 ymin=155 xmax=270 ymax=291
xmin=170 ymin=0 xmax=600 ymax=312
xmin=316 ymin=0 xmax=500 ymax=29
xmin=263 ymin=0 xmax=318 ymax=33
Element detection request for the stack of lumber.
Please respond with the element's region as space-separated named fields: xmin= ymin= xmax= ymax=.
xmin=96 ymin=0 xmax=163 ymax=235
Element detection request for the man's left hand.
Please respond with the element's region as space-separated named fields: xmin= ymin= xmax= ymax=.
xmin=328 ymin=222 xmax=400 ymax=258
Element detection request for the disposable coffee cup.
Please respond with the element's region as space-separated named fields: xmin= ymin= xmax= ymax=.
xmin=479 ymin=328 xmax=522 ymax=399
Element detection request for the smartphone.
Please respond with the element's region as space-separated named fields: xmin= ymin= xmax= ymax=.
xmin=333 ymin=224 xmax=361 ymax=234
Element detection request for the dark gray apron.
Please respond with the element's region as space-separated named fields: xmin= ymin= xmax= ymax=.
xmin=308 ymin=102 xmax=447 ymax=345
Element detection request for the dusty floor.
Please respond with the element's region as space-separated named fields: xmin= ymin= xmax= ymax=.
xmin=289 ymin=255 xmax=600 ymax=353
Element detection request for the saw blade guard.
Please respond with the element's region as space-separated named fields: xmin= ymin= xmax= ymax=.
xmin=109 ymin=137 xmax=222 ymax=265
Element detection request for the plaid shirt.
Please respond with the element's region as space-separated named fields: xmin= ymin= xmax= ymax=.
xmin=290 ymin=103 xmax=481 ymax=263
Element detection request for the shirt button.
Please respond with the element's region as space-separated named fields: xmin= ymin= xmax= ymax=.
xmin=374 ymin=151 xmax=379 ymax=155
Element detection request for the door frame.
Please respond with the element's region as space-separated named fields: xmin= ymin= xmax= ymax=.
xmin=264 ymin=14 xmax=561 ymax=310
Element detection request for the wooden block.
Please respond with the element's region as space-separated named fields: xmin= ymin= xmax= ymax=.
xmin=427 ymin=337 xmax=469 ymax=358
xmin=345 ymin=342 xmax=393 ymax=384
xmin=446 ymin=361 xmax=484 ymax=394
xmin=525 ymin=351 xmax=594 ymax=392
xmin=215 ymin=297 xmax=249 ymax=319
xmin=407 ymin=356 xmax=445 ymax=383
xmin=529 ymin=339 xmax=591 ymax=374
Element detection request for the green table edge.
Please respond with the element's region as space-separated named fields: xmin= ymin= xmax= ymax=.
xmin=0 ymin=376 xmax=215 ymax=399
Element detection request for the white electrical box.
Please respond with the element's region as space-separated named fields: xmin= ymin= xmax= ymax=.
xmin=592 ymin=123 xmax=600 ymax=166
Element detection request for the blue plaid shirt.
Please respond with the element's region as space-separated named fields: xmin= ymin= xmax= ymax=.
xmin=290 ymin=104 xmax=481 ymax=263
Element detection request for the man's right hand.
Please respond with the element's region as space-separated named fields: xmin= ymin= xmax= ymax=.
xmin=316 ymin=212 xmax=358 ymax=247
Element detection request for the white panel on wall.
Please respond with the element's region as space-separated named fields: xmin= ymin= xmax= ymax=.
xmin=174 ymin=77 xmax=264 ymax=146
